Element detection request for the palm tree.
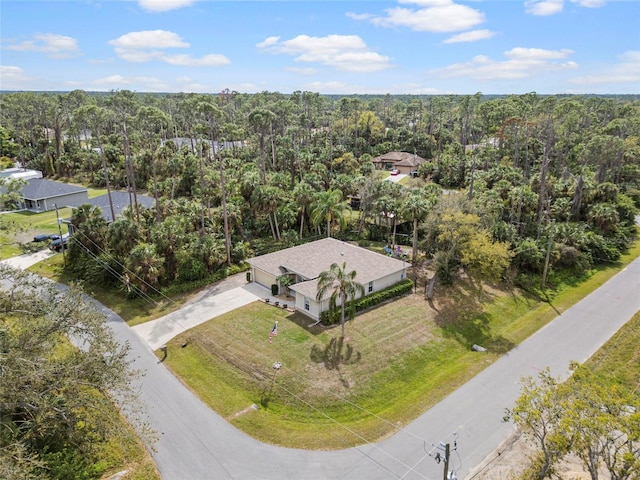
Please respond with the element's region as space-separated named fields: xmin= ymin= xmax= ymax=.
xmin=316 ymin=262 xmax=365 ymax=338
xmin=310 ymin=189 xmax=350 ymax=238
xmin=126 ymin=243 xmax=164 ymax=293
xmin=402 ymin=184 xmax=440 ymax=261
xmin=292 ymin=180 xmax=315 ymax=237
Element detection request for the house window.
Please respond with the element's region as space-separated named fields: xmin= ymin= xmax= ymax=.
xmin=304 ymin=297 xmax=310 ymax=311
xmin=401 ymin=270 xmax=406 ymax=280
xmin=368 ymin=281 xmax=374 ymax=293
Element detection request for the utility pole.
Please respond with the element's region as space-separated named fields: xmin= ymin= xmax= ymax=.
xmin=442 ymin=443 xmax=450 ymax=480
xmin=433 ymin=437 xmax=457 ymax=480
xmin=54 ymin=203 xmax=65 ymax=268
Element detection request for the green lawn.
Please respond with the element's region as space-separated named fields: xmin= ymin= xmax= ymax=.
xmin=0 ymin=186 xmax=107 ymax=259
xmin=160 ymin=239 xmax=640 ymax=450
xmin=585 ymin=309 xmax=640 ymax=390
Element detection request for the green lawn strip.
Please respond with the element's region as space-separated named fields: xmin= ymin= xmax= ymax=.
xmin=583 ymin=310 xmax=640 ymax=390
xmin=0 ymin=208 xmax=73 ymax=258
xmin=93 ymin=411 xmax=160 ymax=480
xmin=29 ymin=254 xmax=190 ymax=325
xmin=87 ymin=188 xmax=107 ymax=198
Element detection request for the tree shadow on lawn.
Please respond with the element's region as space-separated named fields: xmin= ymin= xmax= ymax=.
xmin=309 ymin=337 xmax=362 ymax=371
xmin=434 ymin=282 xmax=515 ymax=354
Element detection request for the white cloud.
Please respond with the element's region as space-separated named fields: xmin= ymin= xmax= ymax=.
xmin=351 ymin=0 xmax=485 ymax=33
xmin=286 ymin=66 xmax=319 ymax=75
xmin=256 ymin=36 xmax=279 ymax=48
xmin=93 ymin=74 xmax=133 ymax=87
xmin=5 ymin=33 xmax=80 ymax=59
xmin=109 ymin=30 xmax=189 ymax=50
xmin=176 ymin=77 xmax=211 ymax=93
xmin=257 ymin=34 xmax=392 ymax=72
xmin=506 ymin=47 xmax=574 ymax=60
xmin=443 ymin=29 xmax=496 ymax=44
xmin=108 ymin=30 xmax=229 ymax=66
xmin=301 ymin=79 xmax=446 ymax=95
xmin=138 ymin=0 xmax=195 ymax=12
xmin=431 ymin=47 xmax=577 ymax=80
xmin=91 ymin=74 xmax=170 ymax=91
xmin=398 ymin=0 xmax=456 ymax=6
xmin=525 ymin=0 xmax=564 ymax=16
xmin=525 ymin=0 xmax=606 ymax=16
xmin=570 ymin=50 xmax=640 ymax=86
xmin=0 ymin=65 xmax=34 ymax=89
xmin=163 ymin=54 xmax=229 ymax=66
xmin=345 ymin=12 xmax=375 ymax=21
xmin=570 ymin=0 xmax=606 ymax=7
xmin=301 ymin=81 xmax=357 ymax=94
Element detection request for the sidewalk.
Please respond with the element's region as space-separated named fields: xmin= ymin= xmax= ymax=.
xmin=0 ymin=249 xmax=56 ymax=269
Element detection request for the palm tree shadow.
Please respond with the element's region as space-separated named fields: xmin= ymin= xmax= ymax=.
xmin=309 ymin=337 xmax=361 ymax=371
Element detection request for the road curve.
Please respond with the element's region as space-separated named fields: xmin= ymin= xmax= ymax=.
xmin=98 ymin=254 xmax=640 ymax=480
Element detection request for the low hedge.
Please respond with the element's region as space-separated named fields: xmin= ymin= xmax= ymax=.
xmin=320 ymin=279 xmax=414 ymax=325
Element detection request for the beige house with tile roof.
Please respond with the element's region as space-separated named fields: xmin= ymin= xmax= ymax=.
xmin=372 ymin=151 xmax=427 ymax=175
xmin=246 ymin=237 xmax=409 ymax=320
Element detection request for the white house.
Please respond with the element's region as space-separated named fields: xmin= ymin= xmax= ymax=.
xmin=246 ymin=237 xmax=409 ymax=321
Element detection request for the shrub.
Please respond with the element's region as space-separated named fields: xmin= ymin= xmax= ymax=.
xmin=320 ymin=279 xmax=413 ymax=324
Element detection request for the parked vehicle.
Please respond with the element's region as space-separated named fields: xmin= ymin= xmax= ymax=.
xmin=34 ymin=233 xmax=60 ymax=242
xmin=50 ymin=234 xmax=70 ymax=252
xmin=390 ymin=169 xmax=400 ymax=176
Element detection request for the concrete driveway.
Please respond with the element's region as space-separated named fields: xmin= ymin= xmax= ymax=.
xmin=132 ymin=281 xmax=269 ymax=350
xmin=0 ymin=249 xmax=56 ymax=269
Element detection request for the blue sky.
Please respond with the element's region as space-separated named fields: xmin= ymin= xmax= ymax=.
xmin=1 ymin=0 xmax=639 ymax=94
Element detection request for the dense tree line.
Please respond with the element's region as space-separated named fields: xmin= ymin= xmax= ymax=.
xmin=0 ymin=90 xmax=638 ymax=295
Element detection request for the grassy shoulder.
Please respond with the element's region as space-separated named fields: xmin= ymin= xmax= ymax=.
xmin=584 ymin=309 xmax=640 ymax=390
xmin=159 ymin=239 xmax=640 ymax=450
xmin=29 ymin=253 xmax=191 ymax=326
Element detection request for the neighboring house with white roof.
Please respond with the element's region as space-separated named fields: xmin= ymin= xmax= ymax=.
xmin=246 ymin=237 xmax=409 ymax=321
xmin=87 ymin=190 xmax=156 ymax=223
xmin=0 ymin=167 xmax=43 ymax=181
xmin=18 ymin=178 xmax=88 ymax=212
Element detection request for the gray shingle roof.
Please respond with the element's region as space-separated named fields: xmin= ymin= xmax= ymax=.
xmin=87 ymin=191 xmax=155 ymax=222
xmin=21 ymin=178 xmax=87 ymax=200
xmin=247 ymin=237 xmax=408 ymax=296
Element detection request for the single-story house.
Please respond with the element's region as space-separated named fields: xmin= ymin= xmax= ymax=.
xmin=18 ymin=178 xmax=89 ymax=212
xmin=87 ymin=190 xmax=156 ymax=223
xmin=0 ymin=167 xmax=43 ymax=181
xmin=246 ymin=237 xmax=409 ymax=321
xmin=372 ymin=151 xmax=427 ymax=175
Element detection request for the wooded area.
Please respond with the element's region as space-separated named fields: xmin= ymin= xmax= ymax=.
xmin=0 ymin=91 xmax=638 ymax=296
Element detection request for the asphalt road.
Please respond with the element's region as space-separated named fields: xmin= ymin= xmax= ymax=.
xmin=97 ymin=254 xmax=640 ymax=480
